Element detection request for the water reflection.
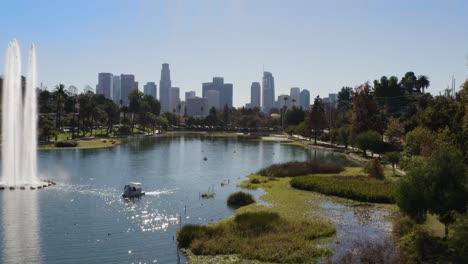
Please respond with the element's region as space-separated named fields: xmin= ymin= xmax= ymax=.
xmin=1 ymin=190 xmax=41 ymax=264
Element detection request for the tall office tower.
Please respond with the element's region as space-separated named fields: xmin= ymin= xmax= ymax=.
xmin=97 ymin=73 xmax=114 ymax=100
xmin=120 ymin=74 xmax=136 ymax=105
xmin=220 ymin=83 xmax=233 ymax=108
xmin=290 ymin=87 xmax=301 ymax=107
xmin=113 ymin=75 xmax=121 ymax=105
xmin=300 ymin=89 xmax=310 ymax=110
xmin=170 ymin=87 xmax=181 ymax=114
xmin=185 ymin=91 xmax=196 ymax=101
xmin=143 ymin=82 xmax=157 ymax=98
xmin=206 ymin=90 xmax=220 ymax=111
xmin=328 ymin=93 xmax=338 ymax=108
xmin=159 ymin=63 xmax=172 ymax=112
xmin=186 ymin=97 xmax=207 ymax=117
xmin=250 ymin=82 xmax=261 ymax=109
xmin=202 ymin=77 xmax=233 ymax=109
xmin=277 ymin=94 xmax=290 ymax=110
xmin=262 ymin=72 xmax=275 ymax=114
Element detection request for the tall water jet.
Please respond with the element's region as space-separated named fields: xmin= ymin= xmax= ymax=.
xmin=22 ymin=44 xmax=39 ymax=185
xmin=1 ymin=40 xmax=23 ymax=187
xmin=1 ymin=40 xmax=41 ymax=187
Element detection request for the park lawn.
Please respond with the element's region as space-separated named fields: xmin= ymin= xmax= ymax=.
xmin=39 ymin=138 xmax=121 ymax=150
xmin=181 ymin=175 xmax=336 ymax=263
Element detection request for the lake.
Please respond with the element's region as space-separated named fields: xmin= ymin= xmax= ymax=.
xmin=1 ymin=134 xmax=338 ymax=264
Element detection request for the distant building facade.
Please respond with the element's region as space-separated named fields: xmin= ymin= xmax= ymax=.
xmin=205 ymin=90 xmax=220 ymax=111
xmin=262 ymin=72 xmax=275 ymax=114
xmin=185 ymin=91 xmax=196 ymax=100
xmin=170 ymin=87 xmax=181 ymax=114
xmin=143 ymin=82 xmax=157 ymax=98
xmin=250 ymin=82 xmax=261 ymax=109
xmin=120 ymin=74 xmax=137 ymax=105
xmin=328 ymin=93 xmax=338 ymax=107
xmin=202 ymin=77 xmax=233 ymax=109
xmin=300 ymin=89 xmax=310 ymax=110
xmin=290 ymin=87 xmax=300 ymax=107
xmin=97 ymin=73 xmax=114 ymax=100
xmin=186 ymin=97 xmax=207 ymax=117
xmin=113 ymin=75 xmax=121 ymax=105
xmin=159 ymin=63 xmax=172 ymax=112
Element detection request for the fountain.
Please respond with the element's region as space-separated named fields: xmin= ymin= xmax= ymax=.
xmin=0 ymin=39 xmax=51 ymax=189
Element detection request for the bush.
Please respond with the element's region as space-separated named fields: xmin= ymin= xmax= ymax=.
xmin=227 ymin=192 xmax=255 ymax=208
xmin=177 ymin=225 xmax=212 ymax=248
xmin=258 ymin=160 xmax=343 ymax=177
xmin=291 ymin=175 xmax=394 ymax=203
xmin=234 ymin=211 xmax=281 ymax=235
xmin=54 ymin=140 xmax=78 ymax=147
xmin=368 ymin=158 xmax=384 ymax=179
xmin=449 ymin=214 xmax=468 ymax=262
xmin=356 ymin=130 xmax=382 ymax=157
xmin=118 ymin=125 xmax=132 ymax=135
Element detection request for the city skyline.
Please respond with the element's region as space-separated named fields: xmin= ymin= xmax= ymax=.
xmin=0 ymin=1 xmax=467 ymax=107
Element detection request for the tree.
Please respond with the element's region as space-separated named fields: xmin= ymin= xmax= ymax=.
xmin=337 ymin=125 xmax=351 ymax=149
xmin=307 ymin=96 xmax=327 ymax=144
xmin=52 ymin=84 xmax=69 ymax=135
xmin=284 ymin=106 xmax=305 ymax=127
xmin=416 ymin=75 xmax=430 ymax=94
xmin=367 ymin=158 xmax=384 ymax=180
xmin=385 ymin=118 xmax=404 ymax=147
xmin=38 ymin=115 xmax=57 ymax=142
xmin=356 ymin=130 xmax=381 ymax=157
xmin=352 ymin=83 xmax=382 ymax=135
xmin=385 ymin=152 xmax=400 ymax=175
xmin=404 ymin=126 xmax=436 ymax=157
xmin=337 ymin=87 xmax=353 ymax=127
xmin=396 ymin=145 xmax=468 ymax=237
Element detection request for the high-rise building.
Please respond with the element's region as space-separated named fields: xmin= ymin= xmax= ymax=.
xmin=159 ymin=63 xmax=172 ymax=112
xmin=329 ymin=93 xmax=338 ymax=108
xmin=250 ymin=82 xmax=261 ymax=109
xmin=120 ymin=74 xmax=137 ymax=105
xmin=262 ymin=72 xmax=275 ymax=114
xmin=186 ymin=97 xmax=207 ymax=117
xmin=185 ymin=91 xmax=196 ymax=100
xmin=206 ymin=90 xmax=220 ymax=111
xmin=97 ymin=73 xmax=114 ymax=100
xmin=290 ymin=87 xmax=300 ymax=107
xmin=113 ymin=76 xmax=121 ymax=105
xmin=300 ymin=89 xmax=310 ymax=110
xmin=202 ymin=77 xmax=233 ymax=109
xmin=143 ymin=82 xmax=157 ymax=98
xmin=277 ymin=94 xmax=290 ymax=110
xmin=170 ymin=87 xmax=181 ymax=114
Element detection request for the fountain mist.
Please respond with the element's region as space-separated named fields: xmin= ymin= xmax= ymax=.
xmin=1 ymin=40 xmax=40 ymax=187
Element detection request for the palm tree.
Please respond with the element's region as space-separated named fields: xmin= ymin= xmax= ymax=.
xmin=52 ymin=84 xmax=69 ymax=138
xmin=416 ymin=75 xmax=430 ymax=94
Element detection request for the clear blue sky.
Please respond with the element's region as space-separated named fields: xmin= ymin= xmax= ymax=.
xmin=1 ymin=0 xmax=467 ymax=106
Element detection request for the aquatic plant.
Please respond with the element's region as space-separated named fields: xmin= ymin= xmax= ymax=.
xmin=226 ymin=192 xmax=255 ymax=208
xmin=258 ymin=160 xmax=343 ymax=177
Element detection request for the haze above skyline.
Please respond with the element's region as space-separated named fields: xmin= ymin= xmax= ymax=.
xmin=1 ymin=0 xmax=467 ymax=107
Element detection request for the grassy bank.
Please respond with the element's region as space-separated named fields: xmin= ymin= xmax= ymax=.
xmin=258 ymin=160 xmax=344 ymax=177
xmin=291 ymin=175 xmax=395 ymax=203
xmin=179 ymin=175 xmax=337 ymax=263
xmin=39 ymin=138 xmax=121 ymax=150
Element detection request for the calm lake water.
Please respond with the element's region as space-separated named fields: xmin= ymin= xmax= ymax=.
xmin=0 ymin=134 xmax=342 ymax=264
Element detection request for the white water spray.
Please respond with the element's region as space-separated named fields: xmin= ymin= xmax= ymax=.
xmin=1 ymin=39 xmax=40 ymax=187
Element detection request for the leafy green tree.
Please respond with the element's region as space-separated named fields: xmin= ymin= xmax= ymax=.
xmin=337 ymin=125 xmax=351 ymax=149
xmin=404 ymin=126 xmax=436 ymax=157
xmin=38 ymin=115 xmax=57 ymax=142
xmin=307 ymin=96 xmax=327 ymax=144
xmin=397 ymin=145 xmax=468 ymax=237
xmin=52 ymin=84 xmax=69 ymax=134
xmin=385 ymin=118 xmax=404 ymax=147
xmin=352 ymin=83 xmax=382 ymax=135
xmin=385 ymin=152 xmax=400 ymax=175
xmin=416 ymin=75 xmax=430 ymax=94
xmin=337 ymin=86 xmax=353 ymax=126
xmin=356 ymin=130 xmax=381 ymax=157
xmin=284 ymin=106 xmax=305 ymax=127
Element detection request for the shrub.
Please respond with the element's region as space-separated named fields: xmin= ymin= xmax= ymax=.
xmin=227 ymin=192 xmax=255 ymax=208
xmin=177 ymin=225 xmax=211 ymax=248
xmin=234 ymin=211 xmax=281 ymax=235
xmin=118 ymin=125 xmax=132 ymax=135
xmin=291 ymin=175 xmax=394 ymax=203
xmin=54 ymin=140 xmax=78 ymax=147
xmin=368 ymin=158 xmax=384 ymax=179
xmin=449 ymin=214 xmax=468 ymax=262
xmin=250 ymin=178 xmax=261 ymax=184
xmin=258 ymin=160 xmax=343 ymax=177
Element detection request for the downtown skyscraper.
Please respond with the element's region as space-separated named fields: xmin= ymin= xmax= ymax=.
xmin=250 ymin=82 xmax=261 ymax=109
xmin=262 ymin=72 xmax=275 ymax=114
xmin=159 ymin=63 xmax=172 ymax=112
